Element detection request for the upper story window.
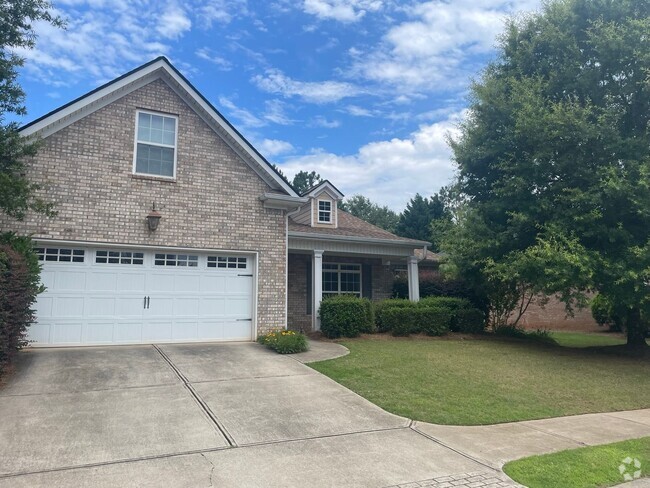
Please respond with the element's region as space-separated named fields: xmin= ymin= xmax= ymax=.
xmin=318 ymin=200 xmax=332 ymax=223
xmin=134 ymin=111 xmax=177 ymax=178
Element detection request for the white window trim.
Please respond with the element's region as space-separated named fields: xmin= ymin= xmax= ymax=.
xmin=322 ymin=263 xmax=362 ymax=298
xmin=318 ymin=199 xmax=332 ymax=224
xmin=132 ymin=109 xmax=179 ymax=179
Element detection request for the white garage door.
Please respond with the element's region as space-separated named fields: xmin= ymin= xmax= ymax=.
xmin=30 ymin=245 xmax=255 ymax=346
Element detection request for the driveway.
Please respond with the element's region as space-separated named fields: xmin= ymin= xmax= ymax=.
xmin=0 ymin=343 xmax=512 ymax=487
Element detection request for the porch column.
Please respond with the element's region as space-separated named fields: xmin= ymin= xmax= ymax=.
xmin=313 ymin=250 xmax=324 ymax=330
xmin=407 ymin=255 xmax=420 ymax=302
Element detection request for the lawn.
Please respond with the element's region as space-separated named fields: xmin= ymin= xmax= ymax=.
xmin=549 ymin=331 xmax=627 ymax=348
xmin=503 ymin=437 xmax=650 ymax=488
xmin=309 ymin=335 xmax=650 ymax=425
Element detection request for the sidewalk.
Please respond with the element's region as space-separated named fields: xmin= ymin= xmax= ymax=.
xmin=413 ymin=409 xmax=650 ymax=468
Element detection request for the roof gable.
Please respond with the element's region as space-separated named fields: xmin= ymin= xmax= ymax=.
xmin=302 ymin=180 xmax=344 ymax=200
xmin=20 ymin=57 xmax=298 ymax=196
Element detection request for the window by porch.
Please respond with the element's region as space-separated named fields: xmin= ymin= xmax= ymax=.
xmin=322 ymin=263 xmax=361 ymax=298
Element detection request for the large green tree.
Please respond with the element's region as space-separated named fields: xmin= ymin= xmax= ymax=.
xmin=339 ymin=195 xmax=399 ymax=233
xmin=448 ymin=0 xmax=650 ymax=346
xmin=291 ymin=170 xmax=323 ymax=195
xmin=0 ymin=1 xmax=62 ymax=222
xmin=396 ymin=192 xmax=452 ymax=248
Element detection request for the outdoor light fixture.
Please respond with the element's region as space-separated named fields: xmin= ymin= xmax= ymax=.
xmin=146 ymin=202 xmax=162 ymax=231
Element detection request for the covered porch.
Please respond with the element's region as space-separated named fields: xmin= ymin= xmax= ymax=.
xmin=287 ymin=234 xmax=426 ymax=332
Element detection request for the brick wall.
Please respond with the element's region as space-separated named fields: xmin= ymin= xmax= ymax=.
xmin=518 ymin=296 xmax=600 ymax=332
xmin=4 ymin=78 xmax=287 ymax=336
xmin=287 ymin=252 xmax=394 ymax=331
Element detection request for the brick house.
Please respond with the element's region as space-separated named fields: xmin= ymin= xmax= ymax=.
xmin=8 ymin=57 xmax=427 ymax=346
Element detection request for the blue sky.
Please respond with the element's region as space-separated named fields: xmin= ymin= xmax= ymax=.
xmin=16 ymin=0 xmax=540 ymax=210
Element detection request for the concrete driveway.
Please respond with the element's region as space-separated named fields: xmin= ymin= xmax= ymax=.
xmin=0 ymin=343 xmax=512 ymax=487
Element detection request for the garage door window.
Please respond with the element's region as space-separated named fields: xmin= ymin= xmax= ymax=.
xmin=207 ymin=256 xmax=247 ymax=269
xmin=154 ymin=253 xmax=198 ymax=267
xmin=96 ymin=250 xmax=144 ymax=265
xmin=35 ymin=247 xmax=85 ymax=263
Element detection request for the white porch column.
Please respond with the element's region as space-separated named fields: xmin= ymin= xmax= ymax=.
xmin=407 ymin=255 xmax=420 ymax=302
xmin=313 ymin=250 xmax=324 ymax=330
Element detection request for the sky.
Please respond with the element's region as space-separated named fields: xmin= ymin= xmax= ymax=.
xmin=15 ymin=0 xmax=541 ymax=210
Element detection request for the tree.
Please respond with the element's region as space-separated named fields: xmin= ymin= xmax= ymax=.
xmin=339 ymin=195 xmax=399 ymax=233
xmin=0 ymin=1 xmax=62 ymax=222
xmin=292 ymin=170 xmax=323 ymax=194
xmin=396 ymin=192 xmax=453 ymax=248
xmin=448 ymin=0 xmax=650 ymax=346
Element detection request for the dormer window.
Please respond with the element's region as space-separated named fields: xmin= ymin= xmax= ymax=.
xmin=134 ymin=110 xmax=177 ymax=178
xmin=318 ymin=200 xmax=332 ymax=223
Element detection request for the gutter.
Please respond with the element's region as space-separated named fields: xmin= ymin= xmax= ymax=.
xmin=260 ymin=193 xmax=308 ymax=211
xmin=288 ymin=231 xmax=430 ymax=248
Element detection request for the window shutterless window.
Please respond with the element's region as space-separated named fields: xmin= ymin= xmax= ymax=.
xmin=322 ymin=263 xmax=361 ymax=298
xmin=318 ymin=200 xmax=332 ymax=223
xmin=133 ymin=111 xmax=177 ymax=178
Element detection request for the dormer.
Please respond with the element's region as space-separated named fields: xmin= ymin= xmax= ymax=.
xmin=294 ymin=180 xmax=344 ymax=229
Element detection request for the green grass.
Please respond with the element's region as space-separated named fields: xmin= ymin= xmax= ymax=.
xmin=549 ymin=331 xmax=627 ymax=348
xmin=503 ymin=437 xmax=650 ymax=488
xmin=309 ymin=336 xmax=650 ymax=425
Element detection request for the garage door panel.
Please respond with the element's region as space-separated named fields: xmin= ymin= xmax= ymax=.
xmin=118 ymin=273 xmax=146 ymax=292
xmin=51 ymin=321 xmax=83 ymax=344
xmin=34 ymin=296 xmax=54 ymax=318
xmin=55 ymin=271 xmax=87 ymax=291
xmin=172 ymin=321 xmax=199 ymax=341
xmin=87 ymin=297 xmax=116 ymax=316
xmin=32 ymin=247 xmax=254 ymax=346
xmin=174 ymin=298 xmax=200 ymax=317
xmin=148 ymin=274 xmax=175 ymax=292
xmin=115 ymin=322 xmax=143 ymax=343
xmin=200 ymin=275 xmax=227 ymax=293
xmin=142 ymin=321 xmax=173 ymax=342
xmin=174 ymin=275 xmax=201 ymax=292
xmin=83 ymin=321 xmax=115 ymax=343
xmin=86 ymin=272 xmax=118 ymax=291
xmin=226 ymin=276 xmax=253 ymax=294
xmin=54 ymin=297 xmax=85 ymax=317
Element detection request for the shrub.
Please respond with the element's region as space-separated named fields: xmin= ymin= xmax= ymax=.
xmin=494 ymin=325 xmax=555 ymax=344
xmin=319 ymin=295 xmax=374 ymax=339
xmin=381 ymin=307 xmax=417 ymax=336
xmin=0 ymin=234 xmax=43 ymax=373
xmin=417 ymin=307 xmax=452 ymax=336
xmin=418 ymin=296 xmax=472 ymax=311
xmin=454 ymin=308 xmax=486 ymax=333
xmin=591 ymin=294 xmax=624 ymax=332
xmin=375 ymin=299 xmax=416 ymax=332
xmin=258 ymin=330 xmax=309 ymax=354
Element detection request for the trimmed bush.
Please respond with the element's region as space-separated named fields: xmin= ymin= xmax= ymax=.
xmin=417 ymin=307 xmax=452 ymax=336
xmin=0 ymin=234 xmax=43 ymax=373
xmin=258 ymin=330 xmax=309 ymax=354
xmin=454 ymin=308 xmax=486 ymax=333
xmin=418 ymin=296 xmax=472 ymax=311
xmin=319 ymin=295 xmax=374 ymax=338
xmin=381 ymin=307 xmax=417 ymax=336
xmin=376 ymin=299 xmax=416 ymax=332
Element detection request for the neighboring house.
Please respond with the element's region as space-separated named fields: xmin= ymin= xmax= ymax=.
xmin=6 ymin=57 xmax=428 ymax=346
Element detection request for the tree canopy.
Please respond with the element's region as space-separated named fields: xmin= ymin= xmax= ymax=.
xmin=447 ymin=0 xmax=650 ymax=346
xmin=339 ymin=195 xmax=399 ymax=233
xmin=0 ymin=1 xmax=62 ymax=222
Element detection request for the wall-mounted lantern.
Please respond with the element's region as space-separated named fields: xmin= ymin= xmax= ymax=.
xmin=146 ymin=202 xmax=162 ymax=231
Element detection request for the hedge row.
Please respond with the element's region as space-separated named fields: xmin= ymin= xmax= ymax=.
xmin=319 ymin=295 xmax=486 ymax=339
xmin=0 ymin=234 xmax=43 ymax=374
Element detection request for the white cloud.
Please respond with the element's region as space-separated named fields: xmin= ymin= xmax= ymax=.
xmin=196 ymin=47 xmax=232 ymax=70
xmin=258 ymin=138 xmax=295 ymax=156
xmin=345 ymin=104 xmax=373 ymax=116
xmin=156 ymin=5 xmax=192 ymax=39
xmin=310 ymin=116 xmax=340 ymax=128
xmin=351 ymin=0 xmax=541 ymax=91
xmin=302 ymin=0 xmax=383 ymax=23
xmin=252 ymin=68 xmax=362 ymax=104
xmin=218 ymin=96 xmax=266 ymax=128
xmin=279 ymin=112 xmax=465 ymax=210
xmin=263 ymin=99 xmax=296 ymax=125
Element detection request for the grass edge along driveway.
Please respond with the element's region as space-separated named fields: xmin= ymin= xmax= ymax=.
xmin=309 ymin=335 xmax=650 ymax=425
xmin=503 ymin=436 xmax=650 ymax=488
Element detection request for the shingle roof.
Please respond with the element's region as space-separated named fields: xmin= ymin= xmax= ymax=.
xmin=289 ymin=210 xmax=428 ymax=245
